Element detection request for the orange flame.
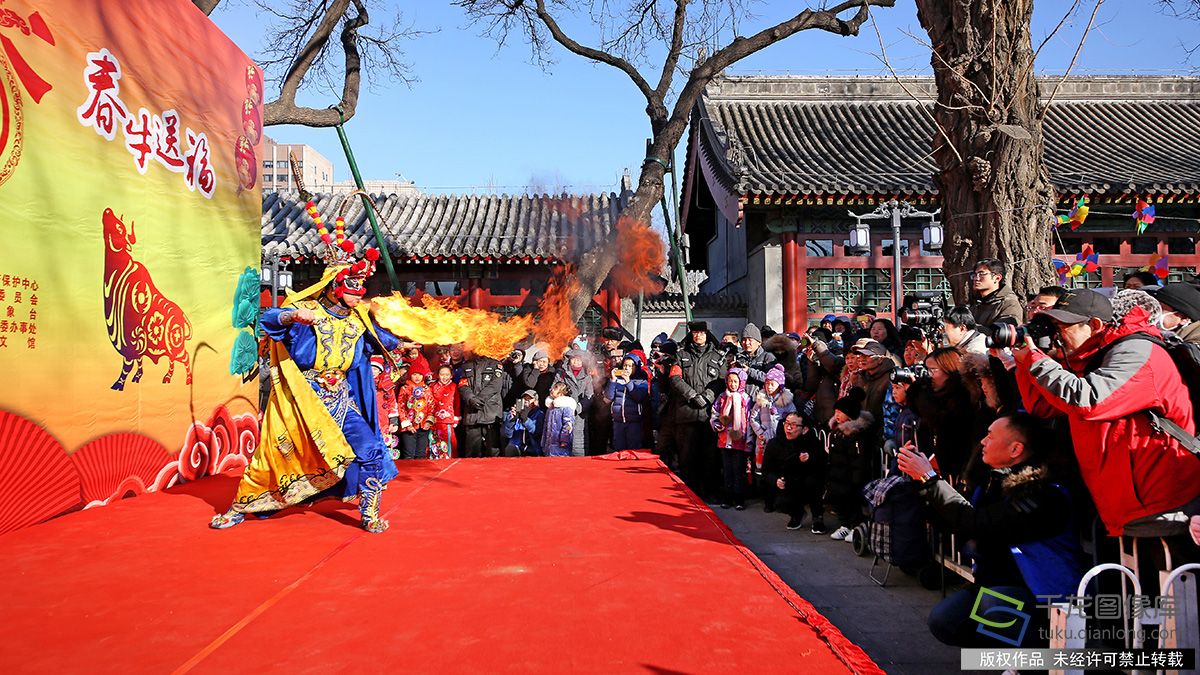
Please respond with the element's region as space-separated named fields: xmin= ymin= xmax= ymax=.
xmin=609 ymin=215 xmax=666 ymax=296
xmin=532 ymin=269 xmax=581 ymax=361
xmin=371 ymin=294 xmax=534 ymax=360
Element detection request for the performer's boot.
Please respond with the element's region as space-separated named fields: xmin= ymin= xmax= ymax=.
xmin=209 ymin=509 xmax=245 ymax=529
xmin=358 ymin=477 xmax=388 ymax=533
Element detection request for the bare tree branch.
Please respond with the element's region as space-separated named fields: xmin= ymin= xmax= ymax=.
xmin=870 ymin=15 xmax=964 ymax=165
xmin=1034 ymin=0 xmax=1084 ymax=59
xmin=654 ymin=0 xmax=688 ymax=98
xmin=1041 ymin=0 xmax=1103 ymax=115
xmin=530 ymin=0 xmax=657 ymax=106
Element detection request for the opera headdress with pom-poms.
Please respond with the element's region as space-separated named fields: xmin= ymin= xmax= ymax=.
xmin=289 ymin=150 xmax=380 ymax=299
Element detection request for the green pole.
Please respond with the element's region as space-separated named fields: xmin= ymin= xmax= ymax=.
xmin=333 ymin=108 xmax=399 ymax=290
xmin=659 ymin=192 xmax=692 ymax=322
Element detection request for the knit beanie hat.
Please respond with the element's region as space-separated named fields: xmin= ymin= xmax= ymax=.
xmin=742 ymin=323 xmax=762 ymax=342
xmin=834 ymin=387 xmax=866 ymax=419
xmin=764 ymin=363 xmax=787 ymax=387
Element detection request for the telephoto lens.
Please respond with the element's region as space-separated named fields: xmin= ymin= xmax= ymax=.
xmin=986 ymin=315 xmax=1055 ymax=349
xmin=890 ymin=364 xmax=929 ymax=385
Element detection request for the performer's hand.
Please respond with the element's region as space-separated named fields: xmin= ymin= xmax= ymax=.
xmin=776 ymin=477 xmax=786 ymax=490
xmin=290 ymin=308 xmax=316 ymax=325
xmin=799 ymin=452 xmax=809 ymax=463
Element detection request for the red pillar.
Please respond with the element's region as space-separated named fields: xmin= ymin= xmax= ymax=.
xmin=605 ymin=286 xmax=621 ymax=327
xmin=781 ymin=232 xmax=801 ymax=333
xmin=467 ymin=279 xmax=483 ymax=309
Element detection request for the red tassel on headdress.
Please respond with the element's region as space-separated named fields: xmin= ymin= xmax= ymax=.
xmin=365 ymin=248 xmax=380 ymax=261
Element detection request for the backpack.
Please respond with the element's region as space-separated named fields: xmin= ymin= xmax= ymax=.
xmin=1091 ymin=332 xmax=1200 ymax=457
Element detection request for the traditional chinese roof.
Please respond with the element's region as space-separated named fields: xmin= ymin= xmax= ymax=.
xmin=686 ymin=75 xmax=1200 ymax=202
xmin=640 ymin=292 xmax=747 ymax=314
xmin=262 ymin=190 xmax=628 ymax=264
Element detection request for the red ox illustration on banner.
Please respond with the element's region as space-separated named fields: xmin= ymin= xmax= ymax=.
xmin=102 ymin=208 xmax=192 ymax=390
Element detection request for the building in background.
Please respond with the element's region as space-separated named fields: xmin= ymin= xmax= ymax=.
xmin=260 ymin=136 xmax=334 ymax=192
xmin=262 ymin=179 xmax=635 ymax=338
xmin=679 ymin=75 xmax=1200 ymax=332
xmin=330 ymin=178 xmax=421 ymax=197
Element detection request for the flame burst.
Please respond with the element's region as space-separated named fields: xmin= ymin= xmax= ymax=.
xmin=609 ymin=215 xmax=666 ymax=296
xmin=532 ymin=269 xmax=581 ymax=361
xmin=371 ymin=294 xmax=534 ymax=360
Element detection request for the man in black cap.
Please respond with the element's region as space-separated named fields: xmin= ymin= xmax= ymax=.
xmin=1012 ymin=289 xmax=1200 ymax=539
xmin=658 ymin=320 xmax=725 ymax=498
xmin=1157 ymin=282 xmax=1200 ymax=344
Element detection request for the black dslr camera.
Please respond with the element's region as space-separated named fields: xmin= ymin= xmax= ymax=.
xmin=897 ymin=292 xmax=949 ymax=329
xmin=986 ymin=314 xmax=1055 ymax=349
xmin=890 ymin=364 xmax=929 ymax=385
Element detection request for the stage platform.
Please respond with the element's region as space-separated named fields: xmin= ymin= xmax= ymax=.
xmin=0 ymin=455 xmax=880 ymax=674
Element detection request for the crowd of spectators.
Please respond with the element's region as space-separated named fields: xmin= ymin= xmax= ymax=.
xmin=367 ymin=260 xmax=1200 ymax=650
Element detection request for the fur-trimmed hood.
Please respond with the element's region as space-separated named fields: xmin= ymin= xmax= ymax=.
xmin=958 ymin=352 xmax=1002 ymax=411
xmin=998 ymin=462 xmax=1053 ymax=502
xmin=833 ymin=409 xmax=875 ymax=437
xmin=762 ymin=334 xmax=804 ymax=388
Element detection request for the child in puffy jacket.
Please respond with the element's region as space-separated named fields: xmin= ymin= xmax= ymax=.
xmin=429 ymin=365 xmax=460 ymax=459
xmin=749 ymin=364 xmax=796 ymax=472
xmin=711 ymin=367 xmax=753 ymax=509
xmin=502 ymin=390 xmax=545 ymax=456
xmin=396 ymin=366 xmax=434 ymax=459
xmin=542 ymin=381 xmax=577 ymax=457
xmin=605 ymin=354 xmax=649 ymax=451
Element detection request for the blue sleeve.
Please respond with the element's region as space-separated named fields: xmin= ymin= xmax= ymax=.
xmin=369 ymin=321 xmax=401 ymax=353
xmin=628 ymin=380 xmax=649 ymax=402
xmin=604 ymin=380 xmax=619 ymax=399
xmin=261 ymin=307 xmax=303 ymax=343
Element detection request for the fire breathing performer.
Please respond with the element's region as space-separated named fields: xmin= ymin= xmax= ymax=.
xmin=211 ymin=159 xmax=401 ymax=533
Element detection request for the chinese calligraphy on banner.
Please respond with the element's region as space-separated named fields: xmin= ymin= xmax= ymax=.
xmin=0 ymin=0 xmax=261 ymax=534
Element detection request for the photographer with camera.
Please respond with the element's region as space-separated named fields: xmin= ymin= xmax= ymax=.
xmin=969 ymin=259 xmax=1024 ymax=335
xmin=803 ymin=329 xmax=844 ymax=426
xmin=736 ymin=323 xmax=779 ymax=399
xmin=1012 ymin=289 xmax=1200 ymax=538
xmin=942 ymin=306 xmax=988 ymax=355
xmin=897 ymin=413 xmax=1083 ymax=648
xmin=908 ymin=347 xmax=979 ymax=484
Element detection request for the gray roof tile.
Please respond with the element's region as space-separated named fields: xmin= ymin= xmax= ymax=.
xmin=691 ymin=75 xmax=1200 ymax=197
xmin=263 ymin=191 xmax=625 ymax=262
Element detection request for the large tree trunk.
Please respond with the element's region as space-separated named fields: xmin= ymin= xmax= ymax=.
xmin=915 ymin=0 xmax=1056 ymax=303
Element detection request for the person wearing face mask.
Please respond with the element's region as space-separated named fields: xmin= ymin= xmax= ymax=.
xmin=1013 ymin=289 xmax=1200 ymax=539
xmin=1156 ymin=282 xmax=1200 ymax=344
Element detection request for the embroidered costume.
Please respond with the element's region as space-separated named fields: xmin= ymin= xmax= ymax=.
xmin=211 ymin=186 xmax=400 ymax=533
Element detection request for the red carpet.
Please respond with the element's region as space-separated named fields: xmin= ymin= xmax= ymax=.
xmin=0 ymin=456 xmax=881 ymax=674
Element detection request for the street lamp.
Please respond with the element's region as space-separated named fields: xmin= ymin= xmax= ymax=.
xmin=922 ymin=215 xmax=944 ymax=252
xmin=847 ymin=201 xmax=941 ymax=320
xmin=847 ymin=216 xmax=872 ymax=255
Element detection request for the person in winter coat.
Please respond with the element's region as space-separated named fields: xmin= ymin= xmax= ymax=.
xmin=1157 ymin=282 xmax=1200 ymax=344
xmin=749 ymin=364 xmax=796 ymax=471
xmin=969 ymin=258 xmax=1025 ymax=336
xmin=371 ymin=356 xmax=400 ymax=457
xmin=502 ymin=390 xmax=544 ymax=456
xmin=605 ymin=354 xmax=649 ymax=451
xmin=898 ymin=413 xmax=1082 ymax=647
xmin=825 ymin=388 xmax=877 ymax=541
xmin=943 ymin=306 xmax=989 ymax=355
xmin=804 ymin=335 xmax=844 ymax=427
xmin=868 ymin=318 xmax=904 ymax=358
xmin=845 ymin=339 xmax=896 ymax=429
xmin=762 ymin=333 xmax=805 ymax=393
xmin=396 ymin=366 xmax=435 ymax=459
xmin=542 ymin=382 xmax=577 ymax=457
xmin=1014 ymin=289 xmax=1200 ymax=537
xmin=711 ymin=367 xmax=753 ymax=509
xmin=519 ymin=350 xmax=557 ymax=404
xmin=907 ymin=347 xmax=978 ymax=484
xmin=429 ymin=364 xmax=460 ymax=459
xmin=459 ymin=354 xmax=512 ymax=458
xmin=658 ymin=321 xmax=725 ymax=498
xmin=762 ymin=411 xmax=828 ymax=533
xmin=555 ymin=349 xmax=595 ymax=457
xmin=736 ymin=323 xmax=778 ymax=398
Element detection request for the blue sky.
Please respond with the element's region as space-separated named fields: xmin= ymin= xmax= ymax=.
xmin=211 ymin=1 xmax=1197 ymax=197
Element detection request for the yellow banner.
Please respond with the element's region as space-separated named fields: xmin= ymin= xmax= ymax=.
xmin=0 ymin=0 xmax=261 ymax=533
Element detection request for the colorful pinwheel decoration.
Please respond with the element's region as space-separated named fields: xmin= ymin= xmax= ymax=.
xmin=1143 ymin=253 xmax=1170 ymax=281
xmin=1133 ymin=199 xmax=1156 ymax=235
xmin=1053 ymin=245 xmax=1100 ymax=284
xmin=1057 ymin=197 xmax=1089 ymax=230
